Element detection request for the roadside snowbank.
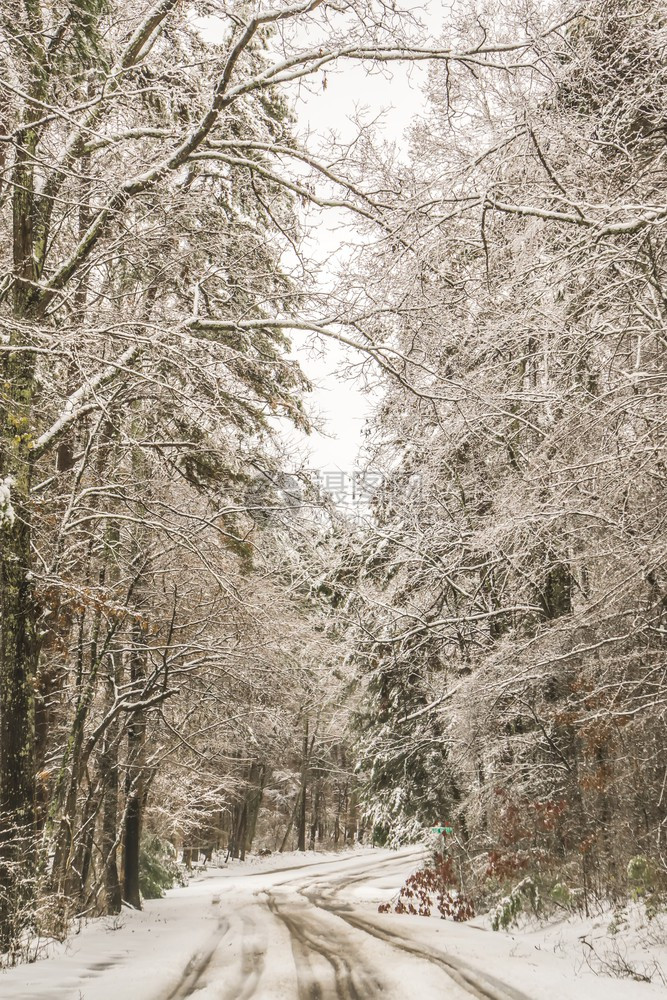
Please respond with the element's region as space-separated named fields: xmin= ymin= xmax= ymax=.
xmin=360 ymin=860 xmax=667 ymax=998
xmin=1 ymin=871 xmax=229 ymax=1000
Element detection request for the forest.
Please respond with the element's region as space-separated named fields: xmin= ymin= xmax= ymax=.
xmin=0 ymin=0 xmax=665 ymax=965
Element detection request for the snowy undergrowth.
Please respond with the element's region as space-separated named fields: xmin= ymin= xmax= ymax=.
xmin=477 ymin=900 xmax=667 ymax=987
xmin=373 ymin=847 xmax=667 ymax=987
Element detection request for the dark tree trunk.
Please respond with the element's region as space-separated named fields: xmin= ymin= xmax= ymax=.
xmin=297 ymin=720 xmax=309 ymax=852
xmin=279 ymin=792 xmax=300 ymax=853
xmin=122 ymin=578 xmax=148 ymax=905
xmin=100 ymin=525 xmax=123 ymax=914
xmin=123 ymin=791 xmax=142 ymax=908
xmin=227 ymin=798 xmax=248 ymax=862
xmin=123 ymin=641 xmax=147 ymax=908
xmin=237 ymin=804 xmax=248 ymax=862
xmin=101 ymin=717 xmax=122 ymax=913
xmin=309 ymin=779 xmax=321 ymax=850
xmin=244 ymin=761 xmax=266 ymax=856
xmin=0 ymin=360 xmax=38 ymax=948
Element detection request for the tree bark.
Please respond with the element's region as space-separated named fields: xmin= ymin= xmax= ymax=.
xmin=297 ymin=719 xmax=309 ymax=852
xmin=123 ymin=624 xmax=147 ymax=909
xmin=0 ymin=26 xmax=48 ymax=942
xmin=101 ymin=691 xmax=122 ymax=913
xmin=244 ymin=761 xmax=266 ymax=856
xmin=123 ymin=791 xmax=142 ymax=908
xmin=0 ymin=349 xmax=38 ymax=947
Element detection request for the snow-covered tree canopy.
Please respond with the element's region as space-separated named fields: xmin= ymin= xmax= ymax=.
xmin=1 ymin=0 xmax=665 ymax=961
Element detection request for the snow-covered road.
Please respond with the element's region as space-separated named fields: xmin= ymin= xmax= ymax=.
xmin=2 ymin=848 xmax=664 ymax=999
xmin=160 ymin=848 xmax=529 ymax=1000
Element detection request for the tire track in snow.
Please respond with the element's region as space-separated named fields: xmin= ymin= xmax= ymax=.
xmin=161 ymin=916 xmax=230 ymax=999
xmin=295 ymin=851 xmax=533 ymax=1000
xmin=219 ymin=908 xmax=267 ymax=1000
xmin=320 ymin=904 xmax=532 ymax=1000
xmin=266 ymin=891 xmax=385 ymax=1000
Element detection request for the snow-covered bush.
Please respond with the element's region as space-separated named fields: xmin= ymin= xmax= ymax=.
xmin=139 ymin=837 xmax=182 ymax=900
xmin=627 ymin=855 xmax=663 ymax=918
xmin=491 ymin=877 xmax=540 ymax=932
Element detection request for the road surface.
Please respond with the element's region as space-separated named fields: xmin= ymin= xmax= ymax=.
xmin=160 ymin=849 xmax=531 ymax=1000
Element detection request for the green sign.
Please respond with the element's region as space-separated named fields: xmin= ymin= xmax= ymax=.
xmin=430 ymin=824 xmax=454 ymax=835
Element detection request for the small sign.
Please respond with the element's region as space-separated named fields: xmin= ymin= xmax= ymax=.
xmin=430 ymin=824 xmax=454 ymax=835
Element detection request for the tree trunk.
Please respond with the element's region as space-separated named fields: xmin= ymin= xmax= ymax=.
xmin=279 ymin=793 xmax=298 ymax=853
xmin=309 ymin=779 xmax=321 ymax=851
xmin=72 ymin=784 xmax=100 ymax=908
xmin=122 ymin=500 xmax=149 ymax=909
xmin=123 ymin=791 xmax=142 ymax=908
xmin=101 ymin=703 xmax=122 ymax=914
xmin=100 ymin=517 xmax=123 ymax=913
xmin=49 ymin=606 xmax=103 ymax=901
xmin=244 ymin=761 xmax=266 ymax=856
xmin=297 ymin=720 xmax=309 ymax=852
xmin=0 ymin=355 xmax=38 ymax=947
xmin=123 ymin=627 xmax=147 ymax=909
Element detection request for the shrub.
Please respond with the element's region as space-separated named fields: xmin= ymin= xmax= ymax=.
xmin=551 ymin=882 xmax=572 ymax=909
xmin=627 ymin=855 xmax=651 ymax=892
xmin=627 ymin=855 xmax=663 ymax=918
xmin=139 ymin=836 xmax=181 ymax=900
xmin=378 ymin=856 xmax=475 ymax=921
xmin=491 ymin=877 xmax=540 ymax=931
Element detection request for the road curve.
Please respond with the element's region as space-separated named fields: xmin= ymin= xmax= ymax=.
xmin=161 ymin=850 xmax=534 ymax=1000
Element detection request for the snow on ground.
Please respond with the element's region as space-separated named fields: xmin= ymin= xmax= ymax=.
xmin=355 ymin=892 xmax=667 ymax=999
xmin=1 ymin=870 xmax=229 ymax=1000
xmin=1 ymin=847 xmax=666 ymax=999
xmin=342 ymin=857 xmax=667 ymax=999
xmin=0 ymin=848 xmax=373 ymax=1000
